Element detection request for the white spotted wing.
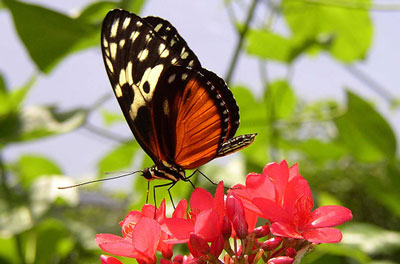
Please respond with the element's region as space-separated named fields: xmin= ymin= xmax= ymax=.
xmin=101 ymin=9 xmax=255 ymax=171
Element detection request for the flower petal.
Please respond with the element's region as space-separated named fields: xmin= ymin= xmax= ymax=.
xmin=165 ymin=218 xmax=193 ymax=243
xmin=172 ymin=199 xmax=187 ymax=218
xmin=194 ymin=209 xmax=219 ymax=241
xmin=253 ymin=197 xmax=291 ymax=223
xmin=96 ymin=234 xmax=137 ymax=258
xmin=120 ymin=211 xmax=142 ymax=237
xmin=132 ymin=217 xmax=160 ymax=258
xmin=308 ymin=206 xmax=353 ymax=228
xmin=288 ymin=163 xmax=299 ymax=180
xmin=270 ymin=222 xmax=303 ymax=240
xmin=263 ymin=161 xmax=289 ymax=202
xmin=190 ymin=188 xmax=213 ymax=213
xmin=282 ymin=176 xmax=312 ymax=215
xmin=303 ymin=227 xmax=343 ymax=243
xmin=213 ymin=182 xmax=225 ymax=219
xmin=100 ymin=255 xmax=123 ymax=264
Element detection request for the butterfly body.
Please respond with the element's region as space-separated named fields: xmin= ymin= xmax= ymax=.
xmin=101 ymin=9 xmax=256 ymax=183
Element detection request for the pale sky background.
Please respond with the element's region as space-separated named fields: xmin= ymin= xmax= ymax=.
xmin=1 ymin=0 xmax=399 ymax=186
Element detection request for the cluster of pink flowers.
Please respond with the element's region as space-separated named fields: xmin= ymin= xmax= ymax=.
xmin=96 ymin=160 xmax=353 ymax=264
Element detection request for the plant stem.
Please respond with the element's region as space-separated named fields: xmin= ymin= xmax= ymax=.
xmin=0 ymin=154 xmax=26 ymax=263
xmin=343 ymin=65 xmax=394 ymax=104
xmin=225 ymin=0 xmax=259 ymax=85
xmin=15 ymin=234 xmax=26 ymax=264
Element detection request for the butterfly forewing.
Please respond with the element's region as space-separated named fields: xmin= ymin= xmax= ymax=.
xmin=143 ymin=16 xmax=201 ymax=70
xmin=101 ymin=9 xmax=203 ymax=164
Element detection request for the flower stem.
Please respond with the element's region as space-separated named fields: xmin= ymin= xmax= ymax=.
xmin=225 ymin=0 xmax=259 ymax=85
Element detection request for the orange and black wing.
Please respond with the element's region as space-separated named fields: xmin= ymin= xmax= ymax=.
xmin=151 ymin=66 xmax=256 ymax=170
xmin=101 ymin=9 xmax=201 ymax=164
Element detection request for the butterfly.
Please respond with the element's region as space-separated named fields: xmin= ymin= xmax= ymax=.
xmin=101 ymin=9 xmax=256 ymax=184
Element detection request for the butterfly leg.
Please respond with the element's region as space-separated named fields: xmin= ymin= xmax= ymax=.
xmin=187 ymin=169 xmax=218 ymax=186
xmin=146 ymin=181 xmax=150 ymax=204
xmin=153 ymin=180 xmax=176 ymax=209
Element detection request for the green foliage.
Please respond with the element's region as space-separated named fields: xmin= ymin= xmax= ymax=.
xmin=100 ymin=109 xmax=126 ymax=126
xmin=335 ymin=90 xmax=397 ymax=162
xmin=247 ymin=29 xmax=318 ymax=62
xmin=281 ymin=0 xmax=373 ymax=62
xmin=98 ymin=141 xmax=139 ymax=177
xmin=11 ymin=154 xmax=62 ymax=189
xmin=3 ymin=0 xmax=99 ymax=73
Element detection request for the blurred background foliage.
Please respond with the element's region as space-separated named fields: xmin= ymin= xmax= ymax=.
xmin=1 ymin=0 xmax=400 ymax=263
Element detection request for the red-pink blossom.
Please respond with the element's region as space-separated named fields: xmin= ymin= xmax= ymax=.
xmin=244 ymin=160 xmax=353 ymax=243
xmin=96 ymin=201 xmax=173 ymax=263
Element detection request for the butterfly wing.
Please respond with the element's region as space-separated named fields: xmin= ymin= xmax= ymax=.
xmin=101 ymin=9 xmax=256 ymax=171
xmin=101 ymin=9 xmax=201 ymax=165
xmin=151 ymin=66 xmax=255 ymax=169
xmin=151 ymin=67 xmax=228 ymax=169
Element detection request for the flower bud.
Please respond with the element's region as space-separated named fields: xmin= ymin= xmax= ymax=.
xmin=226 ymin=194 xmax=245 ymax=221
xmin=173 ymin=255 xmax=183 ymax=264
xmin=226 ymin=194 xmax=248 ymax=239
xmin=261 ymin=237 xmax=283 ymax=251
xmin=189 ymin=234 xmax=210 ymax=255
xmin=232 ymin=214 xmax=249 ymax=239
xmin=253 ymin=225 xmax=270 ymax=238
xmin=286 ymin=247 xmax=297 ymax=258
xmin=162 ymin=246 xmax=174 ymax=260
xmin=160 ymin=259 xmax=172 ymax=264
xmin=222 ymin=216 xmax=232 ymax=239
xmin=267 ymin=256 xmax=294 ymax=264
xmin=210 ymin=235 xmax=225 ymax=257
xmin=100 ymin=255 xmax=123 ymax=264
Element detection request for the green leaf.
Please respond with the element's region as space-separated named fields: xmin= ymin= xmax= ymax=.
xmin=247 ymin=30 xmax=293 ymax=62
xmin=0 ymin=73 xmax=6 ymax=93
xmin=301 ymin=242 xmax=370 ymax=263
xmin=0 ymin=237 xmax=18 ymax=263
xmin=3 ymin=0 xmax=97 ymax=73
xmin=265 ymin=79 xmax=296 ymax=119
xmin=282 ymin=0 xmax=373 ymax=62
xmin=231 ymin=86 xmax=269 ymax=168
xmin=247 ymin=29 xmax=317 ymax=63
xmin=231 ymin=86 xmax=267 ymax=132
xmin=100 ymin=109 xmax=125 ymax=126
xmin=98 ymin=141 xmax=139 ymax=177
xmin=364 ymin=161 xmax=400 ymax=218
xmin=0 ymin=75 xmax=35 ymax=117
xmin=288 ymin=139 xmax=347 ymax=162
xmin=13 ymin=155 xmax=62 ymax=189
xmin=0 ymin=106 xmax=87 ymax=145
xmin=121 ymin=0 xmax=146 ymax=13
xmin=341 ymin=222 xmax=400 ymax=255
xmin=78 ymin=1 xmax=119 ymax=24
xmin=335 ymin=90 xmax=397 ymax=161
xmin=33 ymin=219 xmax=74 ymax=263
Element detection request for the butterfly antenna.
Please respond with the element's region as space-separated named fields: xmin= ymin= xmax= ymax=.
xmin=58 ymin=171 xmax=142 ymax=189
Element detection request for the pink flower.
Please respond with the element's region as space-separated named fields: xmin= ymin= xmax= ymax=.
xmin=96 ymin=201 xmax=172 ymax=263
xmin=165 ymin=182 xmax=225 ymax=255
xmin=243 ymin=160 xmax=353 ymax=243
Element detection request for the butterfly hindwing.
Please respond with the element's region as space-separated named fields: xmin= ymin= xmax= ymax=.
xmin=151 ymin=66 xmax=231 ymax=169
